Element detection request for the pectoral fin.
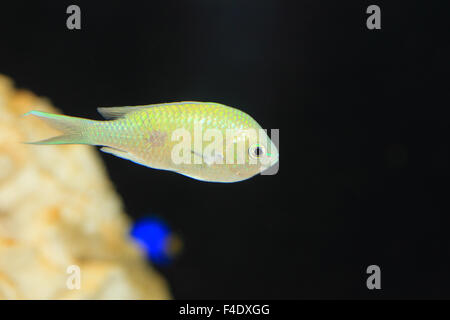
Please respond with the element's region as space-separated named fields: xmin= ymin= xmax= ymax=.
xmin=191 ymin=150 xmax=223 ymax=165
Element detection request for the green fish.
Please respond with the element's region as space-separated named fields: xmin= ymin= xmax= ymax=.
xmin=24 ymin=102 xmax=279 ymax=183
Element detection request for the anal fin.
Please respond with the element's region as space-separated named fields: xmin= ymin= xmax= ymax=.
xmin=100 ymin=147 xmax=143 ymax=165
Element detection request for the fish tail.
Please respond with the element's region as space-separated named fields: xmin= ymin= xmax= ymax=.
xmin=23 ymin=110 xmax=95 ymax=145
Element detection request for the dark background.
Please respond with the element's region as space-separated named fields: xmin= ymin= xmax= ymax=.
xmin=1 ymin=0 xmax=449 ymax=299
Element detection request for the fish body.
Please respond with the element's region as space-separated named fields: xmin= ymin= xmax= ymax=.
xmin=25 ymin=102 xmax=279 ymax=182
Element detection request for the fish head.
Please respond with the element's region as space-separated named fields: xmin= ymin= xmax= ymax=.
xmin=258 ymin=136 xmax=279 ymax=173
xmin=223 ymin=126 xmax=279 ymax=182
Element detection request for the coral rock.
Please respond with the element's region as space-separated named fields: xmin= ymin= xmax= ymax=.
xmin=0 ymin=74 xmax=171 ymax=299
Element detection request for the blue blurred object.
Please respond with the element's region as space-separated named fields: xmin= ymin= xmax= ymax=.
xmin=130 ymin=217 xmax=172 ymax=265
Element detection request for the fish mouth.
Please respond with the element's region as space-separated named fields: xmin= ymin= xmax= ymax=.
xmin=259 ymin=156 xmax=279 ymax=175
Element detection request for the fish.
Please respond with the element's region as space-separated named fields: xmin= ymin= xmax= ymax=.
xmin=24 ymin=101 xmax=279 ymax=183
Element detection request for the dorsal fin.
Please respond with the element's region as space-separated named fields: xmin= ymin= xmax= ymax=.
xmin=97 ymin=102 xmax=215 ymax=120
xmin=97 ymin=106 xmax=153 ymax=119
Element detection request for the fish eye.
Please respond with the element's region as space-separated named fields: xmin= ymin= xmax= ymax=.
xmin=249 ymin=144 xmax=265 ymax=159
